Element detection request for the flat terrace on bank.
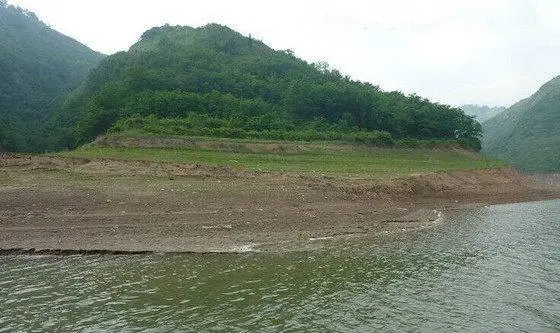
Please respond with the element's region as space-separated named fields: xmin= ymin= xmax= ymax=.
xmin=54 ymin=134 xmax=505 ymax=179
xmin=1 ymin=135 xmax=558 ymax=254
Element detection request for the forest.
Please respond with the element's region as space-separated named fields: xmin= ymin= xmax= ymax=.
xmin=0 ymin=12 xmax=482 ymax=152
xmin=49 ymin=24 xmax=482 ymax=151
xmin=483 ymin=75 xmax=560 ymax=171
xmin=0 ymin=1 xmax=103 ymax=151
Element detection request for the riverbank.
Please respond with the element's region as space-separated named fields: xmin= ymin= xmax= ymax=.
xmin=530 ymin=173 xmax=560 ymax=185
xmin=1 ymin=150 xmax=559 ymax=253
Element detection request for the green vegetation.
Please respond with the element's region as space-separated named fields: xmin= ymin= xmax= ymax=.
xmin=460 ymin=105 xmax=506 ymax=123
xmin=56 ymin=137 xmax=504 ymax=178
xmin=50 ymin=23 xmax=481 ymax=151
xmin=0 ymin=1 xmax=104 ymax=151
xmin=482 ymin=75 xmax=560 ymax=172
xmin=110 ymin=114 xmax=395 ymax=145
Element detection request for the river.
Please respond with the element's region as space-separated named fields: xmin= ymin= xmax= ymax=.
xmin=1 ymin=200 xmax=559 ymax=332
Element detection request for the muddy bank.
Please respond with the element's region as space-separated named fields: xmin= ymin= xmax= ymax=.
xmin=529 ymin=173 xmax=560 ymax=185
xmin=1 ymin=155 xmax=559 ymax=253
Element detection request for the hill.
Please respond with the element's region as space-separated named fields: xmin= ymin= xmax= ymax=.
xmin=0 ymin=1 xmax=104 ymax=151
xmin=460 ymin=104 xmax=506 ymax=122
xmin=50 ymin=23 xmax=481 ymax=150
xmin=482 ymin=75 xmax=560 ymax=172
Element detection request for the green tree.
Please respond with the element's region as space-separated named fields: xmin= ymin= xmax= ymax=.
xmin=50 ymin=23 xmax=481 ymax=150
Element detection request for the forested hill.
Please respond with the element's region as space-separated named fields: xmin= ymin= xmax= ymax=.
xmin=51 ymin=23 xmax=481 ymax=150
xmin=0 ymin=1 xmax=104 ymax=151
xmin=482 ymin=75 xmax=560 ymax=172
xmin=460 ymin=104 xmax=506 ymax=122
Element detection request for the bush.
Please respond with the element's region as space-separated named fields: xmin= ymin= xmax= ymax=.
xmin=110 ymin=115 xmax=396 ymax=146
xmin=110 ymin=114 xmax=480 ymax=150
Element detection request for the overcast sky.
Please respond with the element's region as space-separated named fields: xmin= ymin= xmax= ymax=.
xmin=7 ymin=0 xmax=560 ymax=107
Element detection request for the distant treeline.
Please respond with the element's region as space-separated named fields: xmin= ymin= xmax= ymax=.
xmin=49 ymin=24 xmax=482 ymax=151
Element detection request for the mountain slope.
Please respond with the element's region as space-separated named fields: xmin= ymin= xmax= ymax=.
xmin=482 ymin=76 xmax=560 ymax=172
xmin=51 ymin=23 xmax=481 ymax=150
xmin=0 ymin=1 xmax=104 ymax=151
xmin=461 ymin=104 xmax=506 ymax=122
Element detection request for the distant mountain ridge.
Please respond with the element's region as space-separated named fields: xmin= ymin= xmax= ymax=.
xmin=482 ymin=75 xmax=560 ymax=172
xmin=0 ymin=1 xmax=104 ymax=151
xmin=460 ymin=104 xmax=506 ymax=122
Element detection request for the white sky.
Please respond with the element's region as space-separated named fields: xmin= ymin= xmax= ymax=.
xmin=7 ymin=0 xmax=560 ymax=107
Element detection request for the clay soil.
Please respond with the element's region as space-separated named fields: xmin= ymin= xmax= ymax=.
xmin=1 ymin=154 xmax=559 ymax=253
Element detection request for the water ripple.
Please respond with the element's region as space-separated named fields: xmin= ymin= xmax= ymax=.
xmin=1 ymin=200 xmax=559 ymax=332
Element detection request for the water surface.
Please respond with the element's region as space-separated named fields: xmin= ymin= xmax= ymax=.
xmin=1 ymin=200 xmax=559 ymax=332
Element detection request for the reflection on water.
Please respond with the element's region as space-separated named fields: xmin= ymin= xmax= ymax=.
xmin=1 ymin=200 xmax=559 ymax=332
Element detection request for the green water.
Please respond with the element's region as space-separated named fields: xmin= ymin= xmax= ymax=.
xmin=1 ymin=200 xmax=560 ymax=332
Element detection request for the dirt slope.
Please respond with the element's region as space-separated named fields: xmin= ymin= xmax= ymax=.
xmin=1 ymin=155 xmax=558 ymax=253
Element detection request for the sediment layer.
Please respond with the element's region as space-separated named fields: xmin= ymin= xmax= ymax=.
xmin=1 ymin=155 xmax=559 ymax=253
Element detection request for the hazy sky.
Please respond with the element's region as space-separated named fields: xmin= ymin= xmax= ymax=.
xmin=8 ymin=0 xmax=560 ymax=107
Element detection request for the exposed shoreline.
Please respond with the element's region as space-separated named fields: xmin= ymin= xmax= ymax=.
xmin=1 ymin=155 xmax=559 ymax=254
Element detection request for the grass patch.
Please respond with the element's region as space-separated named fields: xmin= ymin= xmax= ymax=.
xmin=54 ymin=139 xmax=506 ymax=178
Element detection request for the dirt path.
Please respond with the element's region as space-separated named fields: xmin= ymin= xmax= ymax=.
xmin=1 ymin=155 xmax=559 ymax=253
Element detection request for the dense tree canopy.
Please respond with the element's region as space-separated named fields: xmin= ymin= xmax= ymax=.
xmin=0 ymin=2 xmax=104 ymax=151
xmin=50 ymin=23 xmax=481 ymax=150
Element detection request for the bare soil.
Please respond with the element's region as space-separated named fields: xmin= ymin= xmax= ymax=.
xmin=529 ymin=173 xmax=560 ymax=185
xmin=1 ymin=154 xmax=559 ymax=253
